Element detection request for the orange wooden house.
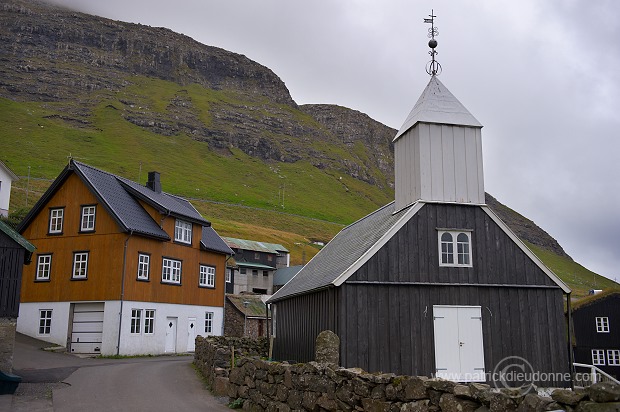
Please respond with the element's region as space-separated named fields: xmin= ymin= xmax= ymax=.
xmin=16 ymin=160 xmax=232 ymax=355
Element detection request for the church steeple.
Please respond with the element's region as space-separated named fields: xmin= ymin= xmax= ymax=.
xmin=393 ymin=12 xmax=485 ymax=210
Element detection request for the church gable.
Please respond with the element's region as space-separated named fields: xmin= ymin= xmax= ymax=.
xmin=348 ymin=203 xmax=560 ymax=288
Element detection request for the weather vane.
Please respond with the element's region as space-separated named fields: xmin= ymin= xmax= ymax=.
xmin=424 ymin=10 xmax=441 ymax=76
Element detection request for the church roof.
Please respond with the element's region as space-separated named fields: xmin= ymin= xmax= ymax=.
xmin=394 ymin=76 xmax=482 ymax=141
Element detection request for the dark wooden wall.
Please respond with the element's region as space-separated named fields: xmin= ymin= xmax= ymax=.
xmin=0 ymin=244 xmax=25 ymax=318
xmin=338 ymin=283 xmax=569 ymax=386
xmin=351 ymin=203 xmax=558 ymax=287
xmin=271 ymin=288 xmax=338 ymax=363
xmin=572 ymin=294 xmax=620 ymax=378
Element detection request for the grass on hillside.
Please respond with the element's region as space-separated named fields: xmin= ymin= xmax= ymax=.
xmin=525 ymin=242 xmax=620 ymax=299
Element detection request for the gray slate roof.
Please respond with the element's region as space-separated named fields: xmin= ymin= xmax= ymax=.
xmin=268 ymin=202 xmax=412 ymax=302
xmin=273 ymin=265 xmax=304 ymax=287
xmin=394 ymin=76 xmax=482 ymax=141
xmin=19 ymin=161 xmax=230 ymax=254
xmin=201 ymin=227 xmax=234 ymax=255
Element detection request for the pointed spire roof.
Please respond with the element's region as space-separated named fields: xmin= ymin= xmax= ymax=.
xmin=394 ymin=76 xmax=482 ymax=141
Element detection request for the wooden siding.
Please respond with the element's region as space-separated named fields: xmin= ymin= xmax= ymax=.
xmin=350 ymin=203 xmax=558 ymax=287
xmin=0 ymin=245 xmax=26 ymax=317
xmin=338 ymin=284 xmax=569 ymax=386
xmin=572 ymin=294 xmax=620 ymax=378
xmin=20 ymin=172 xmax=226 ymax=307
xmin=395 ymin=123 xmax=484 ymax=209
xmin=272 ymin=288 xmax=338 ymax=363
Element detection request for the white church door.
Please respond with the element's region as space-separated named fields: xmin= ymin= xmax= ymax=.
xmin=433 ymin=305 xmax=485 ymax=382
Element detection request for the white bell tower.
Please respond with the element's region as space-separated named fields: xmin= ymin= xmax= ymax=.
xmin=394 ymin=13 xmax=484 ymax=211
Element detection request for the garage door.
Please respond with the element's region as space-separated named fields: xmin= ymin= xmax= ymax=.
xmin=71 ymin=302 xmax=104 ymax=354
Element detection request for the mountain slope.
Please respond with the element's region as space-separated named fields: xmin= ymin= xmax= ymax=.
xmin=1 ymin=0 xmax=616 ymax=298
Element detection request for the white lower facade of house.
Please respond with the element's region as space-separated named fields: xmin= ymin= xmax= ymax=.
xmin=17 ymin=300 xmax=223 ymax=356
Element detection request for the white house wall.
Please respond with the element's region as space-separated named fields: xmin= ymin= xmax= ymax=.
xmin=17 ymin=300 xmax=223 ymax=355
xmin=17 ymin=301 xmax=72 ymax=347
xmin=0 ymin=167 xmax=15 ymax=217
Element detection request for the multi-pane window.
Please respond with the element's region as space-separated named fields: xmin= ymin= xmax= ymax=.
xmin=174 ymin=219 xmax=192 ymax=244
xmin=49 ymin=208 xmax=64 ymax=234
xmin=130 ymin=309 xmax=142 ymax=334
xmin=252 ymin=269 xmax=258 ymax=276
xmin=263 ymin=270 xmax=269 ymax=277
xmin=162 ymin=258 xmax=182 ymax=284
xmin=137 ymin=253 xmax=150 ymax=280
xmin=199 ymin=265 xmax=215 ymax=287
xmin=592 ymin=349 xmax=606 ymax=366
xmin=205 ymin=312 xmax=213 ymax=334
xmin=144 ymin=310 xmax=155 ymax=334
xmin=36 ymin=254 xmax=52 ymax=281
xmin=226 ymin=269 xmax=232 ymax=283
xmin=80 ymin=205 xmax=96 ymax=231
xmin=240 ymin=268 xmax=247 ymax=275
xmin=439 ymin=231 xmax=472 ymax=267
xmin=72 ymin=252 xmax=89 ymax=279
xmin=608 ymin=350 xmax=620 ymax=366
xmin=596 ymin=317 xmax=610 ymax=333
xmin=39 ymin=310 xmax=52 ymax=335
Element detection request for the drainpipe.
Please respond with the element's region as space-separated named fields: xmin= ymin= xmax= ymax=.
xmin=116 ymin=231 xmax=133 ymax=355
xmin=222 ymin=255 xmax=232 ymax=336
xmin=566 ymin=292 xmax=575 ymax=389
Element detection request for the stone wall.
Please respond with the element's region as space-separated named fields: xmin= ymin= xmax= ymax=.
xmin=0 ymin=318 xmax=16 ymax=372
xmin=194 ymin=337 xmax=620 ymax=411
xmin=193 ymin=336 xmax=269 ymax=395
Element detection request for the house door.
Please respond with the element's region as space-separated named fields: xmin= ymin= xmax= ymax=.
xmin=70 ymin=302 xmax=104 ymax=354
xmin=165 ymin=317 xmax=177 ymax=353
xmin=187 ymin=317 xmax=196 ymax=352
xmin=433 ymin=305 xmax=485 ymax=382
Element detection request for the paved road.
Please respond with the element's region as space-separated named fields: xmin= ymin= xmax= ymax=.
xmin=1 ymin=333 xmax=230 ymax=411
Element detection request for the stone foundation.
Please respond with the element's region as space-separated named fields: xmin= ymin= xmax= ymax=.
xmin=0 ymin=318 xmax=17 ymax=373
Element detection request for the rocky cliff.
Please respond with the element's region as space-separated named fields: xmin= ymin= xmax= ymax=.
xmin=0 ymin=0 xmax=570 ymax=259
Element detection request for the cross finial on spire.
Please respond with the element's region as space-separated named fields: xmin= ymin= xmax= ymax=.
xmin=424 ymin=9 xmax=442 ymax=76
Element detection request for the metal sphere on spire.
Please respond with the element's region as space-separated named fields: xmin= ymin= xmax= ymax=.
xmin=424 ymin=10 xmax=442 ymax=76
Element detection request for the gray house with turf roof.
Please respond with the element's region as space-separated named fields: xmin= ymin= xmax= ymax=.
xmin=267 ymin=75 xmax=572 ymax=387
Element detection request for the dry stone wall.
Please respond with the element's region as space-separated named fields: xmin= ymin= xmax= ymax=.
xmin=195 ymin=337 xmax=620 ymax=411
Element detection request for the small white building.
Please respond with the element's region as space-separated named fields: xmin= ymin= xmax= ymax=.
xmin=0 ymin=160 xmax=18 ymax=217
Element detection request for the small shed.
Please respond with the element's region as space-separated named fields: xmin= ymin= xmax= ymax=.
xmin=0 ymin=220 xmax=35 ymax=372
xmin=0 ymin=161 xmax=18 ymax=218
xmin=225 ymin=294 xmax=270 ymax=338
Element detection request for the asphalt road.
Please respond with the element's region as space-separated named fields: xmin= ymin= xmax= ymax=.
xmin=2 ymin=333 xmax=230 ymax=411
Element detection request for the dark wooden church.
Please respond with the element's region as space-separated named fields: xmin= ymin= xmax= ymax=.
xmin=268 ymin=61 xmax=572 ymax=385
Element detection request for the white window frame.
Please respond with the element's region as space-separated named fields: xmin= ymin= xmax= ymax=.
xmin=205 ymin=312 xmax=213 ymax=334
xmin=162 ymin=258 xmax=182 ymax=284
xmin=607 ymin=350 xmax=620 ymax=366
xmin=226 ymin=269 xmax=231 ymax=283
xmin=438 ymin=230 xmax=473 ymax=267
xmin=130 ymin=309 xmax=142 ymax=334
xmin=36 ymin=254 xmax=52 ymax=281
xmin=592 ymin=349 xmax=606 ymax=366
xmin=137 ymin=253 xmax=150 ymax=280
xmin=80 ymin=205 xmax=96 ymax=232
xmin=596 ymin=317 xmax=610 ymax=333
xmin=49 ymin=208 xmax=64 ymax=234
xmin=72 ymin=252 xmax=89 ymax=279
xmin=39 ymin=309 xmax=52 ymax=336
xmin=144 ymin=309 xmax=155 ymax=334
xmin=174 ymin=219 xmax=192 ymax=244
xmin=199 ymin=265 xmax=216 ymax=288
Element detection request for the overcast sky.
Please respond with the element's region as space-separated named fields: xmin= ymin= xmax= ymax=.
xmin=45 ymin=0 xmax=619 ymax=283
